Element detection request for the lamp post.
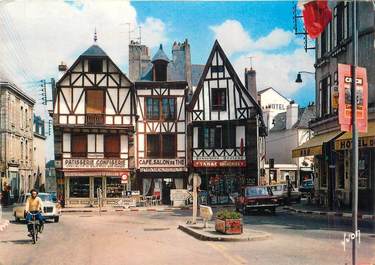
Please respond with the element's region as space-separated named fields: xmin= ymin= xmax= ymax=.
xmin=351 ymin=1 xmax=358 ymax=264
xmin=295 ymin=71 xmax=315 ymax=83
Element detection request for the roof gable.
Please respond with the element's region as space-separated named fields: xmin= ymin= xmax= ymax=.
xmin=188 ymin=40 xmax=262 ymax=115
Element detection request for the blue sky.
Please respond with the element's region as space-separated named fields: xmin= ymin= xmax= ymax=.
xmin=133 ymin=1 xmax=315 ymax=106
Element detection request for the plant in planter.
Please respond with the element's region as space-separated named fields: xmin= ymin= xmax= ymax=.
xmin=215 ymin=209 xmax=243 ymax=235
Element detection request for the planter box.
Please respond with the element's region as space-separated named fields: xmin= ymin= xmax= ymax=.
xmin=215 ymin=218 xmax=243 ymax=235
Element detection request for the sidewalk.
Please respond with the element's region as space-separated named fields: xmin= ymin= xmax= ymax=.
xmin=283 ymin=202 xmax=375 ymax=220
xmin=61 ymin=205 xmax=191 ymax=213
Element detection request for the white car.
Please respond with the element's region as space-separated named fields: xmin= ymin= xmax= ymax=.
xmin=13 ymin=193 xmax=61 ymax=223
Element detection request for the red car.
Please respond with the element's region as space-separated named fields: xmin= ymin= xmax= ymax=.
xmin=235 ymin=186 xmax=279 ymax=214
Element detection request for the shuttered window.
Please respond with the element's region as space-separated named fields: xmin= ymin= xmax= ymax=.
xmin=104 ymin=134 xmax=120 ymax=158
xmin=86 ymin=90 xmax=104 ymax=114
xmin=71 ymin=134 xmax=87 ymax=157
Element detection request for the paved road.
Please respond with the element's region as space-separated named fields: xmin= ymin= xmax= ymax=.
xmin=0 ymin=208 xmax=374 ymax=265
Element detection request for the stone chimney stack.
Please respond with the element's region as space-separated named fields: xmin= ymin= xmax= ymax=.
xmin=129 ymin=41 xmax=150 ymax=81
xmin=286 ymin=101 xmax=299 ymax=130
xmin=245 ymin=68 xmax=257 ymax=100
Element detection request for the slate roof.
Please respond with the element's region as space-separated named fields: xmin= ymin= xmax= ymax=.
xmin=81 ymin=44 xmax=107 ymax=57
xmin=151 ymin=44 xmax=170 ymax=63
xmin=269 ymin=105 xmax=316 ymax=132
xmin=191 ymin=64 xmax=205 ymax=87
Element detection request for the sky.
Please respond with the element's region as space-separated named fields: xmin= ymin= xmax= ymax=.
xmin=0 ymin=0 xmax=316 ymax=160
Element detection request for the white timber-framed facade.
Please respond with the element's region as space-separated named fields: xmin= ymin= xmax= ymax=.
xmin=53 ymin=43 xmax=136 ymax=207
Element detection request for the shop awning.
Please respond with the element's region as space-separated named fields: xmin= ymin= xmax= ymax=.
xmin=292 ymin=131 xmax=343 ymax=158
xmin=335 ymin=122 xmax=375 ymax=150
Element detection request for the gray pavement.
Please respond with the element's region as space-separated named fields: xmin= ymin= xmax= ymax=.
xmin=0 ymin=207 xmax=374 ymax=265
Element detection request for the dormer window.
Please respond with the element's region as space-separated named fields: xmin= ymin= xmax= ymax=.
xmin=88 ymin=59 xmax=103 ymax=73
xmin=153 ymin=61 xmax=168 ymax=81
xmin=211 ymin=88 xmax=226 ymax=111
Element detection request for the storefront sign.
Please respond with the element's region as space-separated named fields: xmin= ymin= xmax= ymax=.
xmin=338 ymin=64 xmax=368 ymax=133
xmin=292 ymin=145 xmax=322 ymax=158
xmin=194 ymin=156 xmax=245 ymax=161
xmin=193 ymin=160 xmax=246 ymax=168
xmin=63 ymin=158 xmax=127 ymax=169
xmin=139 ymin=167 xmax=187 ymax=172
xmin=138 ymin=159 xmax=185 ymax=167
xmin=335 ymin=137 xmax=375 ymax=150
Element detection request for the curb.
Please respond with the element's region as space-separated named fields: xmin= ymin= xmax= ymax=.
xmin=61 ymin=207 xmax=189 ymax=213
xmin=178 ymin=225 xmax=270 ymax=242
xmin=283 ymin=206 xmax=375 ymax=220
xmin=0 ymin=220 xmax=10 ymax=232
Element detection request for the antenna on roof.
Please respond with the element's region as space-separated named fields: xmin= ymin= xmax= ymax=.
xmin=248 ymin=56 xmax=255 ymax=70
xmin=94 ymin=28 xmax=98 ymax=43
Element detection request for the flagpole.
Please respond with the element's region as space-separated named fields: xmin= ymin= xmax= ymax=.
xmin=351 ymin=1 xmax=358 ymax=265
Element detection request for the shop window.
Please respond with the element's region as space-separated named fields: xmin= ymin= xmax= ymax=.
xmin=146 ymin=98 xmax=160 ymax=120
xmin=162 ymin=98 xmax=176 ymax=120
xmin=71 ymin=134 xmax=87 ymax=157
xmin=336 ymin=152 xmax=345 ymax=189
xmin=359 ymin=151 xmax=371 ymax=189
xmin=162 ymin=134 xmax=176 ymax=158
xmin=69 ymin=177 xmax=89 ymax=198
xmin=147 ymin=134 xmax=160 ymax=157
xmin=86 ymin=90 xmax=104 ymax=114
xmin=104 ymin=134 xmax=120 ymax=158
xmin=88 ymin=59 xmax=103 ymax=73
xmin=211 ymin=88 xmax=226 ymax=111
xmin=106 ymin=177 xmax=122 ymax=198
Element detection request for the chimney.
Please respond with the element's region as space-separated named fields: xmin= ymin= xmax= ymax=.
xmin=245 ymin=68 xmax=257 ymax=100
xmin=129 ymin=41 xmax=150 ymax=81
xmin=286 ymin=101 xmax=299 ymax=130
xmin=184 ymin=39 xmax=192 ymax=89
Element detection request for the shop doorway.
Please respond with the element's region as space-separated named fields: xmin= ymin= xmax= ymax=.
xmin=93 ymin=177 xmax=103 ymax=198
xmin=162 ymin=179 xmax=174 ymax=205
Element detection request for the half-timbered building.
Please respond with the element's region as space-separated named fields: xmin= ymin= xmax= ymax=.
xmin=187 ymin=40 xmax=266 ymax=205
xmin=135 ymin=45 xmax=188 ymax=204
xmin=53 ymin=42 xmax=136 ymax=207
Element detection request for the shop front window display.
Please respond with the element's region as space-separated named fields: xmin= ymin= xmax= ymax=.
xmin=208 ymin=175 xmax=241 ymax=204
xmin=69 ymin=177 xmax=89 ymax=198
xmin=106 ymin=177 xmax=123 ymax=198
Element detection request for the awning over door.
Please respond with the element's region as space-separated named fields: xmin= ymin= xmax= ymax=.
xmin=335 ymin=122 xmax=375 ymax=150
xmin=292 ymin=131 xmax=343 ymax=158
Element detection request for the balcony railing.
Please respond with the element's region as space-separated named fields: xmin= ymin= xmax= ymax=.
xmin=86 ymin=114 xmax=105 ymax=125
xmin=192 ymin=147 xmax=246 ymax=160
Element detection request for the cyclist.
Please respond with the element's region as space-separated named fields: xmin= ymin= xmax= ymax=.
xmin=25 ymin=189 xmax=44 ymax=236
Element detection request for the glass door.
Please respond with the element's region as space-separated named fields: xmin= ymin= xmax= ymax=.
xmin=94 ymin=177 xmax=103 ymax=198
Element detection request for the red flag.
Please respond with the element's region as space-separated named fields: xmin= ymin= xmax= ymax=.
xmin=301 ymin=0 xmax=332 ymax=39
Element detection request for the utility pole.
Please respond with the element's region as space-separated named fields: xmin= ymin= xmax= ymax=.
xmin=351 ymin=1 xmax=358 ymax=264
xmin=39 ymin=78 xmax=55 ymax=106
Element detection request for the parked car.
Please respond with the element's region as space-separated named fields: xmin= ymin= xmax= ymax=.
xmin=299 ymin=179 xmax=314 ymax=197
xmin=235 ymin=186 xmax=279 ymax=214
xmin=269 ymin=184 xmax=301 ymax=205
xmin=13 ymin=192 xmax=61 ymax=223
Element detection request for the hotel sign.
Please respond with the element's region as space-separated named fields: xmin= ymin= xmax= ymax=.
xmin=193 ymin=160 xmax=246 ymax=168
xmin=138 ymin=158 xmax=185 ymax=167
xmin=335 ymin=137 xmax=375 ymax=150
xmin=63 ymin=158 xmax=127 ymax=169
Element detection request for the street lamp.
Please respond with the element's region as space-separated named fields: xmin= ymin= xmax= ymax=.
xmin=295 ymin=71 xmax=315 ymax=83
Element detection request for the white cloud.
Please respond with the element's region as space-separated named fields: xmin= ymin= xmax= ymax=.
xmin=0 ymin=0 xmax=167 ymax=85
xmin=233 ymin=49 xmax=315 ymax=97
xmin=210 ymin=20 xmax=252 ymax=56
xmin=210 ymin=19 xmax=295 ymax=56
xmin=0 ymin=0 xmax=168 ymax=160
xmin=210 ymin=19 xmax=315 ymax=98
xmin=253 ymin=28 xmax=294 ymax=50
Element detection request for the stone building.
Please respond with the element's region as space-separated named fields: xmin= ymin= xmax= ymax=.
xmin=0 ymin=74 xmax=35 ymax=202
xmin=32 ymin=115 xmax=46 ymax=191
xmin=293 ymin=1 xmax=375 ymax=211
